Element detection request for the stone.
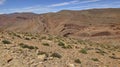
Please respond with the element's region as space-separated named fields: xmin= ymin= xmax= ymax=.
xmin=37 ymin=54 xmax=47 ymax=61
xmin=67 ymin=63 xmax=75 ymax=67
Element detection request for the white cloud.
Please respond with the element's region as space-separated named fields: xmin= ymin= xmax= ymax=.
xmin=49 ymin=0 xmax=79 ymax=7
xmin=0 ymin=5 xmax=52 ymax=14
xmin=66 ymin=1 xmax=120 ymax=10
xmin=49 ymin=0 xmax=100 ymax=7
xmin=0 ymin=0 xmax=6 ymax=5
xmin=78 ymin=0 xmax=100 ymax=4
xmin=0 ymin=0 xmax=103 ymax=14
xmin=2 ymin=0 xmax=120 ymax=15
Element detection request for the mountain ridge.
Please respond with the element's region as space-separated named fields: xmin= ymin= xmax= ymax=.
xmin=0 ymin=8 xmax=120 ymax=37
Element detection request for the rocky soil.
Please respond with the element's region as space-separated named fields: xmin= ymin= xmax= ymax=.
xmin=0 ymin=32 xmax=120 ymax=67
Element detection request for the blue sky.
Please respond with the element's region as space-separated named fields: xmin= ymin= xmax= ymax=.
xmin=0 ymin=0 xmax=120 ymax=14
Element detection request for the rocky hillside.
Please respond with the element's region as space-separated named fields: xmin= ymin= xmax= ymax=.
xmin=0 ymin=8 xmax=120 ymax=38
xmin=0 ymin=32 xmax=120 ymax=67
xmin=0 ymin=8 xmax=120 ymax=67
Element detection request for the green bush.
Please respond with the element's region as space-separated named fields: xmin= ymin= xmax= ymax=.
xmin=62 ymin=45 xmax=72 ymax=49
xmin=51 ymin=53 xmax=62 ymax=58
xmin=42 ymin=43 xmax=50 ymax=46
xmin=11 ymin=32 xmax=22 ymax=38
xmin=79 ymin=49 xmax=87 ymax=54
xmin=31 ymin=37 xmax=36 ymax=39
xmin=47 ymin=36 xmax=53 ymax=40
xmin=15 ymin=34 xmax=21 ymax=38
xmin=109 ymin=56 xmax=120 ymax=59
xmin=41 ymin=36 xmax=46 ymax=39
xmin=2 ymin=40 xmax=12 ymax=44
xmin=91 ymin=58 xmax=99 ymax=61
xmin=58 ymin=41 xmax=65 ymax=46
xmin=96 ymin=49 xmax=106 ymax=55
xmin=78 ymin=40 xmax=86 ymax=44
xmin=19 ymin=43 xmax=38 ymax=49
xmin=58 ymin=41 xmax=72 ymax=49
xmin=74 ymin=59 xmax=81 ymax=64
xmin=25 ymin=38 xmax=31 ymax=40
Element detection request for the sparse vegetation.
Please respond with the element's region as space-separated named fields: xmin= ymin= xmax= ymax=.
xmin=78 ymin=40 xmax=86 ymax=45
xmin=62 ymin=45 xmax=72 ymax=49
xmin=58 ymin=41 xmax=72 ymax=49
xmin=41 ymin=36 xmax=46 ymax=40
xmin=109 ymin=56 xmax=120 ymax=59
xmin=47 ymin=35 xmax=53 ymax=40
xmin=74 ymin=59 xmax=81 ymax=64
xmin=25 ymin=37 xmax=31 ymax=40
xmin=51 ymin=53 xmax=62 ymax=58
xmin=96 ymin=48 xmax=106 ymax=55
xmin=19 ymin=43 xmax=38 ymax=49
xmin=31 ymin=37 xmax=36 ymax=39
xmin=79 ymin=48 xmax=87 ymax=54
xmin=2 ymin=40 xmax=12 ymax=44
xmin=91 ymin=58 xmax=99 ymax=61
xmin=37 ymin=51 xmax=48 ymax=57
xmin=0 ymin=8 xmax=120 ymax=67
xmin=42 ymin=43 xmax=50 ymax=46
xmin=58 ymin=41 xmax=65 ymax=46
xmin=10 ymin=32 xmax=22 ymax=38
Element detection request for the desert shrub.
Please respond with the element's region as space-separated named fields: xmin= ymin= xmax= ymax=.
xmin=42 ymin=43 xmax=50 ymax=46
xmin=19 ymin=43 xmax=38 ymax=49
xmin=15 ymin=34 xmax=21 ymax=38
xmin=2 ymin=40 xmax=12 ymax=44
xmin=51 ymin=53 xmax=62 ymax=58
xmin=112 ymin=53 xmax=115 ymax=55
xmin=91 ymin=58 xmax=99 ymax=61
xmin=25 ymin=37 xmax=31 ymax=40
xmin=109 ymin=56 xmax=120 ymax=59
xmin=62 ymin=45 xmax=72 ymax=49
xmin=47 ymin=35 xmax=53 ymax=40
xmin=11 ymin=32 xmax=22 ymax=38
xmin=37 ymin=51 xmax=48 ymax=57
xmin=74 ymin=59 xmax=81 ymax=64
xmin=41 ymin=36 xmax=46 ymax=39
xmin=58 ymin=41 xmax=65 ymax=46
xmin=24 ymin=33 xmax=33 ymax=36
xmin=79 ymin=49 xmax=87 ymax=54
xmin=37 ymin=51 xmax=47 ymax=55
xmin=58 ymin=41 xmax=72 ymax=49
xmin=31 ymin=37 xmax=36 ymax=39
xmin=78 ymin=40 xmax=86 ymax=45
xmin=96 ymin=48 xmax=106 ymax=55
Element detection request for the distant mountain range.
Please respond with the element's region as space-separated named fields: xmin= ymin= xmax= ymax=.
xmin=0 ymin=8 xmax=120 ymax=37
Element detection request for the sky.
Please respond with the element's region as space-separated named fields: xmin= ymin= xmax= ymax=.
xmin=0 ymin=0 xmax=120 ymax=14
